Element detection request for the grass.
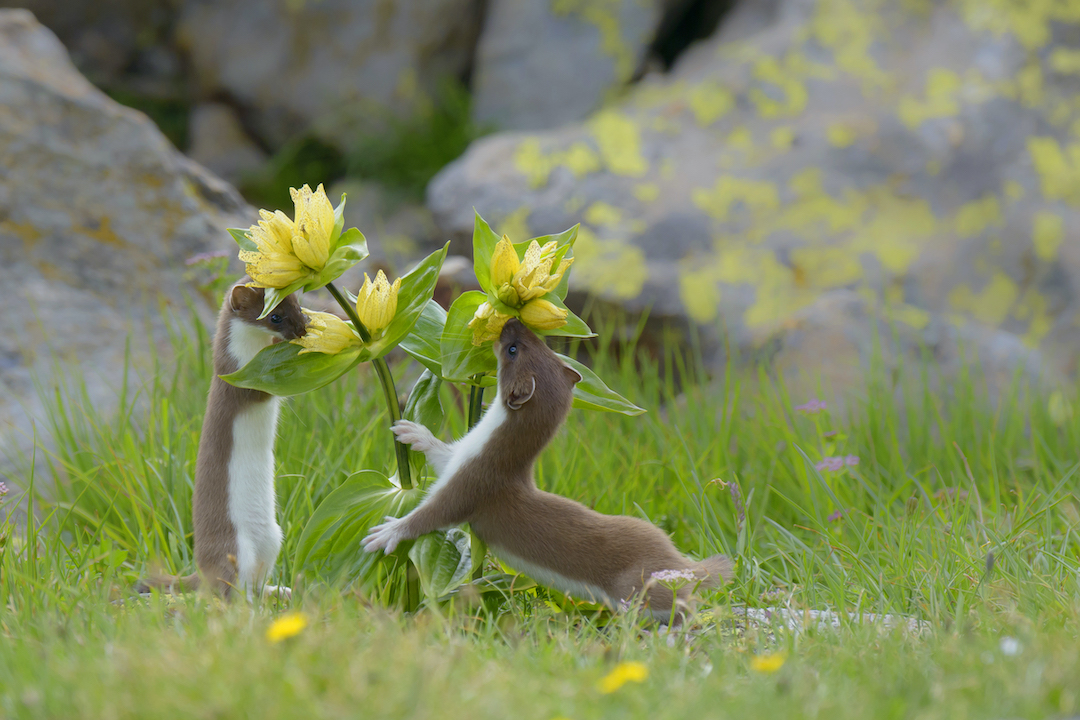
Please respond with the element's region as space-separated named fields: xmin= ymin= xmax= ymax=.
xmin=2 ymin=306 xmax=1080 ymax=718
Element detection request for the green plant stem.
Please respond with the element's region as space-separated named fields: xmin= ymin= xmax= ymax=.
xmin=467 ymin=382 xmax=485 ymax=429
xmin=326 ymin=282 xmax=412 ymax=490
xmin=468 ymin=380 xmax=486 ymax=580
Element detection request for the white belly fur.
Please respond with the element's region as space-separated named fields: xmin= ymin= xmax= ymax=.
xmin=227 ymin=398 xmax=283 ymax=593
xmin=226 ymin=317 xmax=283 ymax=594
xmin=427 ymin=389 xmax=507 ymax=497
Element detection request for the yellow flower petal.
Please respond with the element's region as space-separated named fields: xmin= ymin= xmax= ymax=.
xmin=468 ymin=302 xmax=512 ymax=345
xmin=597 ymin=661 xmax=648 ymax=694
xmin=239 ymin=248 xmax=309 ymax=289
xmin=495 ymin=282 xmax=520 ymax=306
xmin=249 ymin=209 xmax=296 ymax=256
xmin=291 ymin=310 xmax=359 ymax=355
xmin=266 ymin=612 xmax=308 ymax=643
xmin=290 ymin=183 xmax=334 ymax=271
xmin=355 ymin=270 xmax=401 ymax=333
xmin=749 ymin=652 xmax=786 ymax=673
xmin=490 ymin=235 xmax=520 ymax=287
xmin=519 ymin=298 xmax=567 ymax=331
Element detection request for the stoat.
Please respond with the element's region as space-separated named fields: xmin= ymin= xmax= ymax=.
xmin=363 ymin=319 xmax=732 ymax=619
xmin=136 ymin=280 xmax=307 ymax=598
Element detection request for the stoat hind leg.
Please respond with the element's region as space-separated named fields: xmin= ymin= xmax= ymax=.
xmin=392 ymin=420 xmax=453 ymax=474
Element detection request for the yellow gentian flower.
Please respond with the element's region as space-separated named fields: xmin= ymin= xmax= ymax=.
xmin=468 ymin=301 xmax=513 ymax=345
xmin=291 ymin=310 xmax=360 ymax=355
xmin=355 ymin=270 xmax=401 ymax=333
xmin=510 ymin=240 xmax=573 ymax=304
xmin=597 ymin=661 xmax=648 ymax=693
xmin=290 ymin=183 xmax=335 ymax=271
xmin=518 ymin=298 xmax=567 ymax=330
xmin=238 ymin=209 xmax=308 ymax=288
xmin=266 ymin=612 xmax=308 ymax=643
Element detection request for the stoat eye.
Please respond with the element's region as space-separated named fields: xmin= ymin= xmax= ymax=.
xmin=270 ymin=313 xmax=283 ymax=324
xmin=507 ymin=344 xmax=517 ymax=357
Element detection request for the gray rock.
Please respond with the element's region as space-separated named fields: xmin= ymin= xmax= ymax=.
xmin=186 ymin=102 xmax=268 ymax=186
xmin=177 ymin=0 xmax=484 ymax=148
xmin=429 ymin=0 xmax=1080 ymax=394
xmin=0 ymin=9 xmax=251 ymax=473
xmin=471 ymin=0 xmax=664 ymax=131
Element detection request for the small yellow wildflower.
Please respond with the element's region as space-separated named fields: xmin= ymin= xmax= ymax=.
xmin=291 ymin=310 xmax=360 ymax=355
xmin=597 ymin=661 xmax=648 ymax=694
xmin=749 ymin=652 xmax=786 ymax=673
xmin=1049 ymin=390 xmax=1074 ymax=427
xmin=518 ymin=298 xmax=568 ymax=330
xmin=290 ymin=183 xmax=335 ymax=271
xmin=468 ymin=301 xmax=513 ymax=346
xmin=355 ymin=270 xmax=402 ymax=333
xmin=266 ymin=612 xmax=307 ymax=643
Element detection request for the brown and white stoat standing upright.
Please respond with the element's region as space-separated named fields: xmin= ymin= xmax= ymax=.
xmin=137 ymin=279 xmax=307 ymax=598
xmin=363 ymin=319 xmax=732 ymax=619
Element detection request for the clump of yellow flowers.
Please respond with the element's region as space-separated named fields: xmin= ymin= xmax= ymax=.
xmin=239 ymin=184 xmax=335 ymax=288
xmin=292 ymin=270 xmax=403 ymax=356
xmin=468 ymin=236 xmax=573 ymax=345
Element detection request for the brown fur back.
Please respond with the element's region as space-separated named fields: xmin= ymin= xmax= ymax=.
xmin=466 ymin=320 xmax=732 ymax=616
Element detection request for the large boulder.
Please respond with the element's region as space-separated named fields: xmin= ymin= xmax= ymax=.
xmin=177 ymin=0 xmax=484 ymax=148
xmin=471 ymin=0 xmax=665 ymax=131
xmin=0 ymin=10 xmax=251 ymax=467
xmin=429 ymin=0 xmax=1080 ymax=389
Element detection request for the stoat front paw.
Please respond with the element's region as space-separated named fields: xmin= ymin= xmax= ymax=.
xmin=391 ymin=420 xmax=437 ymax=452
xmin=362 ymin=516 xmax=409 ymax=555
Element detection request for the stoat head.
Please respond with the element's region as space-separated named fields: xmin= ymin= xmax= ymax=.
xmin=496 ymin=319 xmax=582 ymax=411
xmin=227 ymin=282 xmax=308 ymax=341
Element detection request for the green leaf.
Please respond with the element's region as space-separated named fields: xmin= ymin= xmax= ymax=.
xmin=472 ymin=211 xmax=502 ymax=293
xmin=400 ymin=300 xmax=446 ymax=375
xmin=364 ymin=243 xmax=449 ymax=359
xmin=409 ymin=528 xmax=472 ymax=600
xmin=557 ymin=353 xmax=646 ymax=416
xmin=404 ymin=370 xmax=444 ymax=481
xmin=221 ymin=340 xmax=363 ymax=396
xmin=537 ymin=296 xmax=595 ymax=339
xmin=306 ymin=227 xmax=369 ymax=292
xmin=330 ymin=192 xmax=346 ymax=249
xmin=441 ymin=291 xmax=497 ymax=383
xmin=403 ymin=370 xmax=444 ymax=432
xmin=258 ymin=281 xmax=307 ymax=320
xmin=295 ymin=470 xmax=424 ymax=585
xmin=228 ymin=227 xmax=257 ymax=253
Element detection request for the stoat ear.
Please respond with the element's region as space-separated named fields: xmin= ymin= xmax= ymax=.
xmin=229 ymin=285 xmax=260 ymax=313
xmin=563 ymin=364 xmax=583 ymax=386
xmin=505 ymin=375 xmax=536 ymax=410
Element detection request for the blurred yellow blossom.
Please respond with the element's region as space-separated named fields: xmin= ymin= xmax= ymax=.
xmin=292 ymin=310 xmax=360 ymax=355
xmin=355 ymin=270 xmax=401 ymax=333
xmin=1049 ymin=390 xmax=1074 ymax=427
xmin=266 ymin=612 xmax=308 ymax=643
xmin=749 ymin=652 xmax=786 ymax=673
xmin=597 ymin=661 xmax=648 ymax=693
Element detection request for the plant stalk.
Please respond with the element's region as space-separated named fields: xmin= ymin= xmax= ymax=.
xmin=468 ymin=379 xmax=486 ymax=580
xmin=326 ymin=281 xmax=412 ymax=490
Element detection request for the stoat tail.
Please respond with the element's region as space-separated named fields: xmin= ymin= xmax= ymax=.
xmin=691 ymin=554 xmax=734 ymax=588
xmin=134 ymin=573 xmax=200 ymax=595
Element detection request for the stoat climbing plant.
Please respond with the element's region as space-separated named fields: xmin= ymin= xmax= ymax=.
xmin=153 ymin=185 xmax=646 ymax=611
